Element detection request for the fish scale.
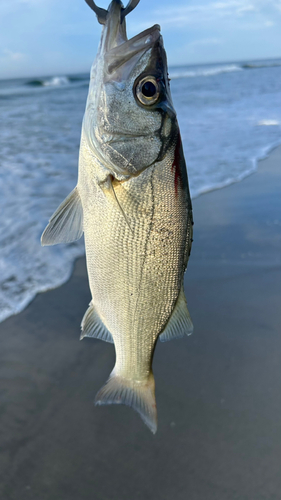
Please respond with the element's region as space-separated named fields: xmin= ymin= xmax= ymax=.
xmin=80 ymin=146 xmax=188 ymax=377
xmin=41 ymin=0 xmax=193 ymax=433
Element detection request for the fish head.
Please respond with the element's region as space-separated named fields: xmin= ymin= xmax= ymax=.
xmin=84 ymin=0 xmax=177 ymax=179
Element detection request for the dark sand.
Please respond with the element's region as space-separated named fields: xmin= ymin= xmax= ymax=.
xmin=1 ymin=147 xmax=281 ymax=500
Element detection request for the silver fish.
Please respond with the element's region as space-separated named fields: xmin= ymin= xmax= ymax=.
xmin=41 ymin=0 xmax=193 ymax=433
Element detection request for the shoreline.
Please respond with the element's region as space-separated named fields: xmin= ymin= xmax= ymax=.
xmin=0 ymin=146 xmax=280 ymax=499
xmin=191 ymin=139 xmax=281 ymax=199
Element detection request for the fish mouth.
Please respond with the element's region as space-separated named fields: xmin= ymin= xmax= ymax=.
xmin=101 ymin=131 xmax=159 ymax=144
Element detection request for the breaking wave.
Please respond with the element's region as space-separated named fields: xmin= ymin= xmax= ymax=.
xmin=170 ymin=64 xmax=242 ymax=79
xmin=27 ymin=76 xmax=70 ymax=87
xmin=242 ymin=62 xmax=281 ymax=69
xmin=25 ymin=75 xmax=88 ymax=88
xmin=170 ymin=60 xmax=281 ymax=80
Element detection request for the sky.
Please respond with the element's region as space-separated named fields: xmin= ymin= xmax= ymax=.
xmin=1 ymin=0 xmax=281 ymax=79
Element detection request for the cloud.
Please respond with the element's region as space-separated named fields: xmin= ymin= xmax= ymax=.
xmin=130 ymin=0 xmax=281 ymax=31
xmin=0 ymin=0 xmax=49 ymax=7
xmin=182 ymin=37 xmax=222 ymax=56
xmin=188 ymin=37 xmax=222 ymax=47
xmin=1 ymin=49 xmax=26 ymax=61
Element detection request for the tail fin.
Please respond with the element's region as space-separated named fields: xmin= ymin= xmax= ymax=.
xmin=95 ymin=372 xmax=157 ymax=434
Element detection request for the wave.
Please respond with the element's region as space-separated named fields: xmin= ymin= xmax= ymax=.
xmin=68 ymin=75 xmax=89 ymax=83
xmin=26 ymin=76 xmax=70 ymax=87
xmin=170 ymin=64 xmax=242 ymax=79
xmin=170 ymin=60 xmax=281 ymax=80
xmin=25 ymin=74 xmax=90 ymax=88
xmin=242 ymin=62 xmax=281 ymax=69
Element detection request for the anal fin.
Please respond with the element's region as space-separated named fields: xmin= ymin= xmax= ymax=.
xmin=41 ymin=187 xmax=83 ymax=246
xmin=80 ymin=302 xmax=113 ymax=343
xmin=159 ymin=286 xmax=193 ymax=342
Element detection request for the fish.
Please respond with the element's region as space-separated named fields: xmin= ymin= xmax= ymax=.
xmin=41 ymin=0 xmax=193 ymax=433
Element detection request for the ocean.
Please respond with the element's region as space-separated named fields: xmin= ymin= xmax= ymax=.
xmin=0 ymin=59 xmax=281 ymax=322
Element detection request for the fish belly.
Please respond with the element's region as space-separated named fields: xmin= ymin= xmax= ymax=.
xmin=80 ymin=146 xmax=189 ymax=381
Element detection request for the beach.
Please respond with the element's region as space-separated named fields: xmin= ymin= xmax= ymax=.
xmin=0 ymin=145 xmax=280 ymax=499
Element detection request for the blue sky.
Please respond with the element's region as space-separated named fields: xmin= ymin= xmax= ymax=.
xmin=1 ymin=0 xmax=281 ymax=78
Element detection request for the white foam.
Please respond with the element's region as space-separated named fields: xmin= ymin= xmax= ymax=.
xmin=43 ymin=76 xmax=70 ymax=86
xmin=189 ymin=140 xmax=281 ymax=200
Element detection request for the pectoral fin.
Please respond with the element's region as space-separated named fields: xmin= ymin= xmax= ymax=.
xmin=101 ymin=176 xmax=132 ymax=233
xmin=80 ymin=301 xmax=113 ymax=343
xmin=159 ymin=286 xmax=193 ymax=342
xmin=41 ymin=187 xmax=83 ymax=246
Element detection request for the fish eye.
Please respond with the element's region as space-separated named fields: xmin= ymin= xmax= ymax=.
xmin=135 ymin=76 xmax=160 ymax=106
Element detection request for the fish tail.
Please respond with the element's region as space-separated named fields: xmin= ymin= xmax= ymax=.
xmin=95 ymin=371 xmax=157 ymax=434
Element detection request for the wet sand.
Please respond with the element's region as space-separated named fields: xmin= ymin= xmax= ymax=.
xmin=0 ymin=147 xmax=281 ymax=500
